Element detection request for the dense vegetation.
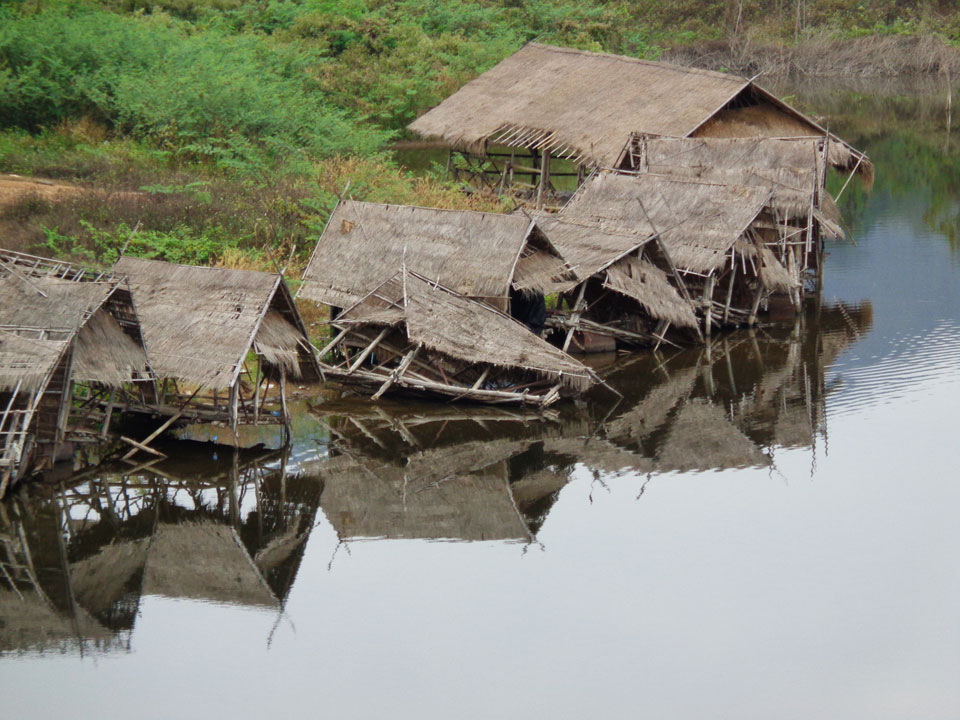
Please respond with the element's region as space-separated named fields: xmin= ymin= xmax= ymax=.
xmin=1 ymin=0 xmax=959 ymax=269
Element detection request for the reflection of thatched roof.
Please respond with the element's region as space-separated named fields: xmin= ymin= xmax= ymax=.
xmin=339 ymin=271 xmax=597 ymax=392
xmin=320 ymin=466 xmax=530 ymax=542
xmin=655 ymin=399 xmax=768 ymax=472
xmin=605 ymin=366 xmax=698 ymax=445
xmin=70 ymin=538 xmax=150 ymax=616
xmin=114 ymin=257 xmax=316 ymax=389
xmin=542 ymin=436 xmax=653 ymax=475
xmin=409 ymin=44 xmax=829 ymax=167
xmin=562 ymin=173 xmax=769 ymax=274
xmin=143 ymin=522 xmax=277 ymax=607
xmin=0 ymin=589 xmax=111 ymax=653
xmin=299 ymin=201 xmax=571 ymax=309
xmin=0 ymin=276 xmax=149 ymax=390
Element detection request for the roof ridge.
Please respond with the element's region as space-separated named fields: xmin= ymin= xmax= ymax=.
xmin=526 ymin=43 xmax=748 ymax=83
xmin=343 ymin=199 xmax=526 ymax=221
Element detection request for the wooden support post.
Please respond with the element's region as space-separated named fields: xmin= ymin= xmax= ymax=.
xmin=253 ymin=356 xmax=261 ymax=426
xmin=722 ymin=255 xmax=737 ymax=325
xmin=100 ymin=389 xmax=117 ymax=440
xmin=229 ymin=381 xmax=239 ymax=444
xmin=703 ymin=274 xmax=715 ymax=337
xmin=748 ymin=284 xmax=764 ymax=326
xmin=279 ymin=372 xmax=289 ymax=446
xmin=536 ymin=149 xmax=551 ymax=209
xmin=562 ymin=282 xmax=588 ymax=353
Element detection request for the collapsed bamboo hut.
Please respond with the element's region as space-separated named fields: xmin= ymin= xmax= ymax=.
xmin=317 ymin=269 xmax=601 ymax=407
xmin=408 ymin=43 xmax=869 ymax=206
xmin=0 ymin=264 xmax=154 ymax=497
xmin=297 ymin=200 xmax=575 ymax=326
xmin=113 ymin=257 xmax=321 ymax=446
xmin=542 ymin=172 xmax=774 ymax=348
xmin=615 ymin=134 xmax=868 ymax=297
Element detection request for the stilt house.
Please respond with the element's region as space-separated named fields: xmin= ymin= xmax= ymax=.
xmin=408 ymin=43 xmax=868 ymax=206
xmin=0 ymin=259 xmax=153 ymax=496
xmin=113 ymin=257 xmax=320 ymax=441
xmin=546 ymin=172 xmax=777 ymax=347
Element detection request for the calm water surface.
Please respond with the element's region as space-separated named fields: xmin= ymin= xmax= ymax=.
xmin=2 ymin=82 xmax=960 ymax=719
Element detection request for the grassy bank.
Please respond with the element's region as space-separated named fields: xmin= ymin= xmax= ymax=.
xmin=2 ymin=1 xmax=959 ymax=271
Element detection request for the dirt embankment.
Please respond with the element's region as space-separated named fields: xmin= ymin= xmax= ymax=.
xmin=0 ymin=174 xmax=88 ymax=208
xmin=665 ymin=33 xmax=960 ymax=79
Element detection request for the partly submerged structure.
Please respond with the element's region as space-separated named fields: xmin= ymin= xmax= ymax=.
xmin=317 ymin=269 xmax=601 ymax=407
xmin=542 ymin=171 xmax=779 ymax=347
xmin=0 ymin=255 xmax=153 ymax=496
xmin=409 ymin=43 xmax=869 ymax=205
xmin=113 ymin=257 xmax=320 ymax=442
xmin=297 ymin=200 xmax=574 ymax=318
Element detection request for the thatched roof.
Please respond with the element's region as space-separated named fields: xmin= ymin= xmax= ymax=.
xmin=561 ymin=173 xmax=769 ymax=274
xmin=0 ymin=275 xmax=150 ymax=391
xmin=0 ymin=330 xmax=67 ymax=392
xmin=603 ymin=256 xmax=699 ymax=328
xmin=299 ymin=200 xmax=571 ymax=309
xmin=0 ymin=248 xmax=110 ymax=283
xmin=619 ymin=134 xmax=848 ymax=232
xmin=536 ymin=215 xmax=652 ymax=280
xmin=409 ymin=43 xmax=833 ymax=168
xmin=142 ymin=521 xmax=277 ymax=607
xmin=337 ymin=270 xmax=597 ymax=392
xmin=70 ymin=538 xmax=150 ymax=616
xmin=114 ymin=257 xmax=317 ymax=389
xmin=0 ymin=589 xmax=111 ymax=653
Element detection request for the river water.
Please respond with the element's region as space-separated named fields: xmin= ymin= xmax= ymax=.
xmin=2 ymin=81 xmax=959 ymax=719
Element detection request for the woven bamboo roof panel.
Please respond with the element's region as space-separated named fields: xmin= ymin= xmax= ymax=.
xmin=408 ymin=43 xmax=756 ymax=167
xmin=299 ymin=201 xmax=556 ymax=308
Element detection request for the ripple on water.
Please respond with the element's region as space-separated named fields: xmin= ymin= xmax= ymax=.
xmin=824 ymin=319 xmax=960 ymax=418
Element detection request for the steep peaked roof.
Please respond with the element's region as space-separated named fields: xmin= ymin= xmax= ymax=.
xmin=114 ymin=257 xmax=317 ymax=389
xmin=409 ymin=43 xmax=828 ymax=167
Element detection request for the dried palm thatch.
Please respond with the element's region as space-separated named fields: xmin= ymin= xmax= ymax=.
xmin=0 ymin=330 xmax=66 ymax=392
xmin=0 ymin=248 xmax=110 ymax=283
xmin=321 ymin=269 xmax=601 ymax=406
xmin=114 ymin=257 xmax=317 ymax=390
xmin=298 ymin=200 xmax=573 ymax=311
xmin=409 ymin=43 xmax=861 ymax=170
xmin=536 ymin=215 xmax=652 ymax=280
xmin=603 ymin=256 xmax=699 ymax=329
xmin=562 ymin=173 xmax=769 ymax=274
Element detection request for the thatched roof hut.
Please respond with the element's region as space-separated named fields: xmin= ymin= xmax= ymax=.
xmin=298 ymin=200 xmax=574 ymax=312
xmin=320 ymin=269 xmax=600 ymax=406
xmin=617 ymin=134 xmax=851 ymax=238
xmin=408 ymin=43 xmax=864 ymax=169
xmin=561 ymin=172 xmax=770 ymax=275
xmin=0 ymin=271 xmax=153 ymax=494
xmin=114 ymin=257 xmax=319 ymax=392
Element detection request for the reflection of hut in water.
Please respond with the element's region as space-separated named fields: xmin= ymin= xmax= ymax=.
xmin=601 ymin=300 xmax=874 ymax=472
xmin=317 ymin=269 xmax=601 ymax=407
xmin=0 ymin=263 xmax=154 ymax=497
xmin=408 ymin=43 xmax=868 ymax=207
xmin=297 ymin=200 xmax=574 ymax=321
xmin=113 ymin=257 xmax=321 ymax=443
xmin=0 ymin=444 xmax=320 ymax=653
